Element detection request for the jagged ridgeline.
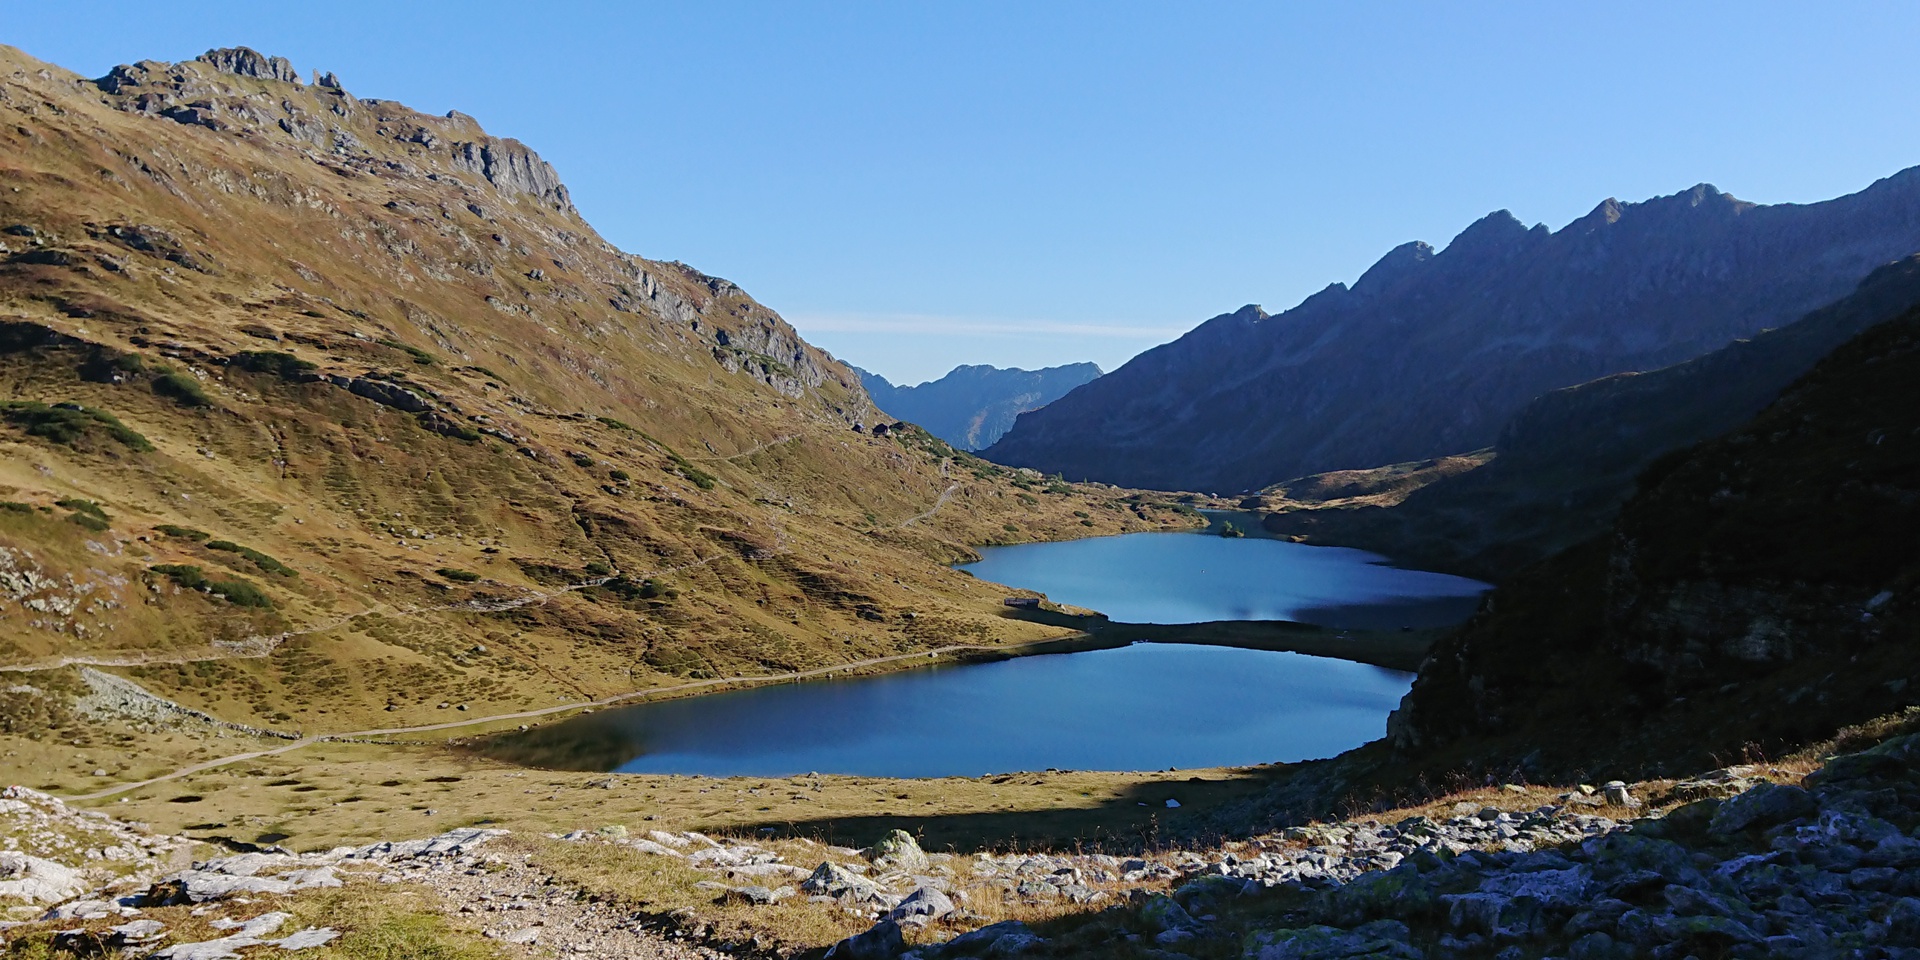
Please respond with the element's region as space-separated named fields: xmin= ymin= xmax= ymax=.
xmin=0 ymin=46 xmax=1194 ymax=734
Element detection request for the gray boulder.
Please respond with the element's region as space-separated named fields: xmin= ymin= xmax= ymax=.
xmin=866 ymin=829 xmax=931 ymax=873
xmin=888 ymin=886 xmax=956 ymax=922
xmin=824 ymin=917 xmax=904 ymax=959
xmin=1709 ymin=782 xmax=1815 ymax=834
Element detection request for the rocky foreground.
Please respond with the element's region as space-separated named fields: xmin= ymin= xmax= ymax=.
xmin=4 ymin=729 xmax=1919 ymax=958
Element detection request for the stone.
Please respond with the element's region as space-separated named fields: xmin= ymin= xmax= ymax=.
xmin=888 ymin=885 xmax=955 ymax=921
xmin=1246 ymin=921 xmax=1421 ymax=960
xmin=0 ymin=852 xmax=87 ymax=903
xmin=1138 ymin=893 xmax=1199 ymax=933
xmin=824 ymin=917 xmax=904 ymax=959
xmin=1709 ymin=782 xmax=1815 ymax=834
xmin=866 ymin=829 xmax=931 ymax=873
xmin=271 ymin=928 xmax=341 ymax=951
xmin=1602 ymin=781 xmax=1636 ymax=806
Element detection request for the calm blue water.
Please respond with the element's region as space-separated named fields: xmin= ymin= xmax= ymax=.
xmin=486 ymin=521 xmax=1486 ymax=776
xmin=495 ymin=643 xmax=1413 ymax=777
xmin=960 ymin=513 xmax=1489 ymax=629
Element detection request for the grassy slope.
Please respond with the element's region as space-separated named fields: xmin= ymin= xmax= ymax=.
xmin=0 ymin=45 xmax=1204 ymax=796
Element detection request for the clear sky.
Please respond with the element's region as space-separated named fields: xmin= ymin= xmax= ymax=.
xmin=10 ymin=4 xmax=1920 ymax=384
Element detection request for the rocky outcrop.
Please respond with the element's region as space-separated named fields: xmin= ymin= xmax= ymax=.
xmin=194 ymin=47 xmax=300 ymax=84
xmin=986 ymin=174 xmax=1920 ymax=492
xmin=860 ymin=362 xmax=1102 ymax=451
xmin=448 ymin=139 xmax=572 ymax=212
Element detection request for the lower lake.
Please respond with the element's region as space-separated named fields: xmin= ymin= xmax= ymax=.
xmin=482 ymin=517 xmax=1489 ymax=777
xmin=483 ymin=643 xmax=1415 ymax=778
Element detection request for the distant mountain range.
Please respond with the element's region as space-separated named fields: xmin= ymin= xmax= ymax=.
xmin=1260 ymin=254 xmax=1920 ymax=580
xmin=983 ymin=170 xmax=1920 ymax=492
xmin=858 ymin=362 xmax=1102 ymax=451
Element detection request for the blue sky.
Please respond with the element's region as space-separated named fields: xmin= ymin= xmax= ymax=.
xmin=11 ymin=4 xmax=1920 ymax=384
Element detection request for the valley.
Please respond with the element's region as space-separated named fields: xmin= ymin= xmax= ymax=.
xmin=0 ymin=29 xmax=1916 ymax=960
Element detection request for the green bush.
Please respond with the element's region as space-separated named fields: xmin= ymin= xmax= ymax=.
xmin=151 ymin=369 xmax=211 ymax=407
xmin=380 ymin=339 xmax=436 ymax=366
xmin=230 ymin=350 xmax=316 ymax=379
xmin=608 ymin=469 xmax=630 ymax=482
xmin=0 ymin=401 xmax=153 ymax=451
xmin=155 ymin=524 xmax=211 ymax=541
xmin=1003 ymin=523 xmax=1020 ymax=533
xmin=205 ymin=540 xmax=297 ymax=577
xmin=55 ymin=498 xmax=106 ymax=519
xmin=0 ymin=501 xmax=33 ymax=513
xmin=436 ymin=567 xmax=480 ymax=583
xmin=150 ymin=564 xmax=274 ymax=607
xmin=668 ymin=453 xmax=716 ymax=489
xmin=583 ymin=561 xmax=614 ymax=577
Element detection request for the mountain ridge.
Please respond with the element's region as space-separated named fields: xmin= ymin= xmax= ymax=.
xmin=859 ymin=361 xmax=1102 ymax=451
xmin=984 ymin=167 xmax=1920 ymax=492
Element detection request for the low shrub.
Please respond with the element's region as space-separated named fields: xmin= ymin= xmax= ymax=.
xmin=150 ymin=564 xmax=274 ymax=607
xmin=0 ymin=401 xmax=153 ymax=451
xmin=155 ymin=524 xmax=211 ymax=541
xmin=436 ymin=567 xmax=480 ymax=583
xmin=668 ymin=453 xmax=717 ymax=490
xmin=381 ymin=339 xmax=436 ymax=365
xmin=230 ymin=350 xmax=317 ymax=379
xmin=205 ymin=539 xmax=297 ymax=577
xmin=151 ymin=368 xmax=211 ymax=407
xmin=55 ymin=498 xmax=106 ymax=519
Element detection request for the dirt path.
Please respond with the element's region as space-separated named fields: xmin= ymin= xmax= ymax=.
xmin=63 ymin=640 xmax=1025 ymax=803
xmin=683 ymin=432 xmax=799 ymax=462
xmin=899 ymin=482 xmax=960 ymax=527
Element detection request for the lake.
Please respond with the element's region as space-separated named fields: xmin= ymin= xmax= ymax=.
xmin=960 ymin=512 xmax=1489 ymax=629
xmin=482 ymin=517 xmax=1488 ymax=777
xmin=482 ymin=643 xmax=1415 ymax=778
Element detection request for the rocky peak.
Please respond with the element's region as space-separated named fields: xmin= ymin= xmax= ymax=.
xmin=1441 ymin=208 xmax=1537 ymax=262
xmin=1352 ymin=240 xmax=1434 ymax=297
xmin=195 ymin=47 xmax=301 ymax=84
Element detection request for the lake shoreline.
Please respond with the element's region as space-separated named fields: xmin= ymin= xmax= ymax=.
xmin=986 ymin=606 xmax=1440 ymax=672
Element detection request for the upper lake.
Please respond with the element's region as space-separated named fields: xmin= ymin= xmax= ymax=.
xmin=959 ymin=512 xmax=1490 ymax=629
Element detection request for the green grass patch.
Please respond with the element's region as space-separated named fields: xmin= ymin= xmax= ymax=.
xmin=0 ymin=401 xmax=153 ymax=451
xmin=149 ymin=564 xmax=274 ymax=607
xmin=204 ymin=540 xmax=297 ymax=577
xmin=667 ymin=452 xmax=716 ymax=489
xmin=230 ymin=350 xmax=317 ymax=379
xmin=380 ymin=339 xmax=437 ymax=366
xmin=151 ymin=368 xmax=211 ymax=407
xmin=54 ymin=498 xmax=106 ymax=519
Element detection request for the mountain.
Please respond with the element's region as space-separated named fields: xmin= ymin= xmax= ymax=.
xmin=0 ymin=45 xmax=1200 ymax=779
xmin=1384 ymin=293 xmax=1920 ymax=782
xmin=858 ymin=362 xmax=1102 ymax=450
xmin=1258 ymin=254 xmax=1920 ymax=579
xmin=983 ymin=174 xmax=1920 ymax=492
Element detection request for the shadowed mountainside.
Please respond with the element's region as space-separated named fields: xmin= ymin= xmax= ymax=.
xmin=1384 ymin=295 xmax=1920 ymax=783
xmin=858 ymin=362 xmax=1102 ymax=451
xmin=1258 ymin=254 xmax=1920 ymax=580
xmin=985 ymin=173 xmax=1920 ymax=492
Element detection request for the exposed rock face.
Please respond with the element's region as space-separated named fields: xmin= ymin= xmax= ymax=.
xmin=448 ymin=140 xmax=571 ymax=212
xmin=1387 ymin=295 xmax=1920 ymax=779
xmin=986 ymin=176 xmax=1920 ymax=492
xmin=1262 ymin=254 xmax=1920 ymax=579
xmin=194 ymin=47 xmax=301 ymax=84
xmin=859 ymin=362 xmax=1102 ymax=451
